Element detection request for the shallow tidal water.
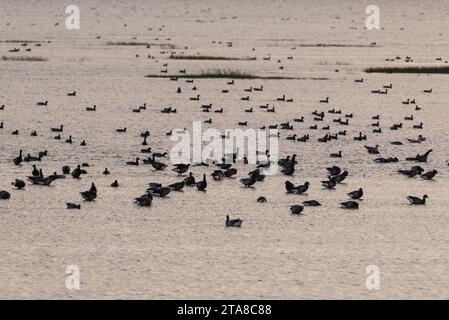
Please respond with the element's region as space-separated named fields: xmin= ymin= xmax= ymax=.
xmin=1 ymin=0 xmax=449 ymax=299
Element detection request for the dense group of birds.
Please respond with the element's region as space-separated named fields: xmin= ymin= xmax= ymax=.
xmin=0 ymin=39 xmax=442 ymax=228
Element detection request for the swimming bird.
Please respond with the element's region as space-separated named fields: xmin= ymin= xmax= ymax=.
xmin=173 ymin=164 xmax=190 ymax=175
xmin=295 ymin=182 xmax=310 ymax=194
xmin=0 ymin=191 xmax=11 ymax=199
xmin=353 ymin=132 xmax=367 ymax=141
xmin=224 ymin=168 xmax=237 ymax=177
xmin=36 ymin=100 xmax=48 ymax=106
xmin=72 ymin=165 xmax=82 ymax=179
xmin=407 ymin=135 xmax=426 ymax=144
xmin=285 ymin=181 xmax=298 ymax=193
xmin=28 ymin=174 xmax=56 ymax=186
xmin=86 ymin=105 xmax=96 ymax=111
xmin=80 ymin=183 xmax=97 ymax=201
xmin=184 ymin=173 xmax=196 ymax=186
xmin=249 ymin=169 xmax=265 ymax=182
xmin=13 ymin=150 xmax=23 ymax=165
xmin=348 ymin=188 xmax=363 ymax=200
xmin=32 ymin=165 xmax=40 ymax=177
xmin=405 ymin=149 xmax=432 ymax=162
xmin=329 ymin=170 xmax=348 ymax=183
xmin=150 ymin=154 xmax=167 ymax=170
xmin=303 ymin=200 xmax=321 ymax=206
xmin=340 ymin=201 xmax=359 ymax=209
xmin=126 ymin=158 xmax=139 ymax=166
xmin=321 ymin=180 xmax=336 ymax=189
xmin=51 ymin=125 xmax=63 ymax=132
xmin=66 ymin=203 xmax=81 ymax=209
xmin=240 ymin=175 xmax=256 ymax=188
xmin=196 ymin=174 xmax=207 ymax=191
xmin=374 ymin=157 xmax=399 ymax=164
xmin=398 ymin=166 xmax=424 ymax=178
xmin=257 ymin=196 xmax=267 ymax=203
xmin=327 ymin=166 xmax=341 ymax=176
xmin=225 ymin=215 xmax=242 ymax=227
xmin=212 ymin=170 xmax=224 ymax=181
xmin=11 ymin=179 xmax=25 ymax=189
xmin=407 ymin=195 xmax=428 ymax=205
xmin=103 ymin=168 xmax=110 ymax=175
xmin=111 ymin=180 xmax=119 ymax=187
xmin=421 ymin=170 xmax=438 ymax=180
xmin=169 ymin=181 xmax=185 ymax=191
xmin=148 ymin=186 xmax=171 ymax=197
xmin=365 ymin=145 xmax=379 ymax=154
xmin=330 ymin=150 xmax=342 ymax=158
xmin=65 ymin=135 xmax=72 ymax=144
xmin=153 ymin=152 xmax=168 ymax=158
xmin=24 ymin=153 xmax=42 ymax=162
xmin=134 ymin=193 xmax=153 ymax=206
xmin=290 ymin=205 xmax=304 ymax=215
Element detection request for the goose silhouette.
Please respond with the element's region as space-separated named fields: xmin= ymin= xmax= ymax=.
xmin=13 ymin=150 xmax=23 ymax=165
xmin=51 ymin=125 xmax=63 ymax=132
xmin=348 ymin=188 xmax=363 ymax=199
xmin=407 ymin=195 xmax=428 ymax=205
xmin=196 ymin=174 xmax=207 ymax=191
xmin=71 ymin=165 xmax=82 ymax=179
xmin=80 ymin=183 xmax=97 ymax=201
xmin=184 ymin=173 xmax=196 ymax=186
xmin=226 ymin=215 xmax=242 ymax=227
xmin=150 ymin=154 xmax=167 ymax=170
xmin=330 ymin=150 xmax=342 ymax=158
xmin=421 ymin=170 xmax=437 ymax=180
xmin=405 ymin=149 xmax=432 ymax=162
xmin=32 ymin=165 xmax=40 ymax=176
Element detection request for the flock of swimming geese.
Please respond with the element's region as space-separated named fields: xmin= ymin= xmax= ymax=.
xmin=0 ymin=66 xmax=441 ymax=227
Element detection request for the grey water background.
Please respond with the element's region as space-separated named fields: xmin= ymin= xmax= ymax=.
xmin=1 ymin=0 xmax=449 ymax=298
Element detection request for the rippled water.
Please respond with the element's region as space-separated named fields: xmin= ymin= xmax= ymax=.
xmin=1 ymin=0 xmax=449 ymax=299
